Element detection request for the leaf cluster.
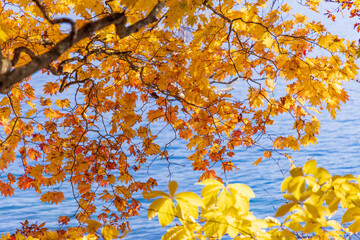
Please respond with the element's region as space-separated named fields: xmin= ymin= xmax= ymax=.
xmin=147 ymin=160 xmax=360 ymax=240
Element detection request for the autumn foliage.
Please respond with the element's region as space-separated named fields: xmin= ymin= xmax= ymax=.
xmin=0 ymin=0 xmax=359 ymax=239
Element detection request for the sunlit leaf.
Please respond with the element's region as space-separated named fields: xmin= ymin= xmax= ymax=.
xmin=144 ymin=191 xmax=169 ymax=199
xmin=102 ymin=225 xmax=119 ymax=240
xmin=158 ymin=198 xmax=176 ymax=227
xmin=168 ymin=181 xmax=178 ymax=198
xmin=227 ymin=183 xmax=255 ymax=199
xmin=175 ymin=192 xmax=204 ymax=208
xmin=148 ymin=198 xmax=168 ymax=220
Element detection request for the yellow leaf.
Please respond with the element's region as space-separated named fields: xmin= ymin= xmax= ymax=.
xmin=168 ymin=181 xmax=178 ymax=198
xmin=342 ymin=207 xmax=360 ymax=224
xmin=327 ymin=220 xmax=341 ymax=230
xmin=229 ymin=190 xmax=249 ymax=214
xmin=148 ymin=198 xmax=167 ymax=220
xmin=161 ymin=226 xmax=193 ymax=240
xmin=281 ymin=228 xmax=297 ymax=239
xmin=303 ymin=222 xmax=320 ymax=234
xmin=43 ymin=231 xmax=59 ymax=239
xmin=176 ymin=199 xmax=199 ymax=219
xmin=55 ymin=99 xmax=70 ymax=109
xmin=288 ymin=176 xmax=305 ymax=200
xmin=44 ymin=108 xmax=62 ymax=120
xmin=281 ymin=177 xmax=291 ymax=193
xmin=86 ymin=220 xmax=102 ymax=234
xmin=40 ymin=191 xmax=65 ymax=204
xmin=217 ymin=188 xmax=232 ymax=211
xmin=43 ymin=82 xmax=59 ymax=96
xmin=275 ymin=202 xmax=296 ymax=217
xmin=175 ymin=192 xmax=204 ymax=208
xmin=287 ymin=221 xmax=303 ymax=232
xmin=349 ymin=218 xmax=360 ymax=233
xmin=252 ymin=157 xmax=262 ymax=166
xmin=303 ymin=159 xmax=317 ymax=175
xmin=263 ymin=36 xmax=275 ymax=49
xmin=281 ymin=3 xmax=292 ymax=13
xmin=197 ymin=179 xmax=223 ymax=187
xmin=304 ymin=203 xmax=320 ymax=219
xmin=290 ymin=167 xmax=304 ymax=177
xmin=227 ymin=183 xmax=255 ymax=199
xmin=102 ymin=225 xmax=119 ymax=240
xmin=158 ymin=198 xmax=176 ymax=227
xmin=313 ymin=167 xmax=331 ymax=184
xmin=144 ymin=191 xmax=169 ymax=199
xmin=197 ymin=179 xmax=224 ymax=206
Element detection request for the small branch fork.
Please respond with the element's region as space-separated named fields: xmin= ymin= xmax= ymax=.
xmin=0 ymin=1 xmax=165 ymax=94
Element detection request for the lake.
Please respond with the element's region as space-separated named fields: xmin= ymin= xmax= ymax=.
xmin=1 ymin=80 xmax=359 ymax=239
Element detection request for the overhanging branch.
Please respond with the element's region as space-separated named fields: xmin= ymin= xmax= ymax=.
xmin=0 ymin=1 xmax=165 ymax=94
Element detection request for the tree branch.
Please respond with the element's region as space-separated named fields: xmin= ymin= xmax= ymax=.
xmin=0 ymin=1 xmax=165 ymax=94
xmin=32 ymin=0 xmax=77 ymax=41
xmin=116 ymin=1 xmax=165 ymax=38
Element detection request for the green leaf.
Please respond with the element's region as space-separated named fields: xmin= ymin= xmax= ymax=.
xmin=169 ymin=181 xmax=178 ymax=198
xmin=158 ymin=198 xmax=176 ymax=227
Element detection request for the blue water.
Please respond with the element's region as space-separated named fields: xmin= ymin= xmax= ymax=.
xmin=1 ymin=79 xmax=359 ymax=238
xmin=1 ymin=5 xmax=360 ymax=239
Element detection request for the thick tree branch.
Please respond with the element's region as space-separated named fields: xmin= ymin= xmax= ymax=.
xmin=32 ymin=0 xmax=77 ymax=41
xmin=0 ymin=1 xmax=165 ymax=94
xmin=0 ymin=13 xmax=125 ymax=93
xmin=116 ymin=1 xmax=165 ymax=38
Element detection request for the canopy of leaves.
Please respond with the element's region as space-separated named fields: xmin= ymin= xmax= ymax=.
xmin=0 ymin=0 xmax=359 ymax=238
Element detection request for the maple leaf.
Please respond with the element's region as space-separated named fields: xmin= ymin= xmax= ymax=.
xmin=0 ymin=181 xmax=14 ymax=197
xmin=40 ymin=191 xmax=65 ymax=205
xmin=43 ymin=82 xmax=59 ymax=96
